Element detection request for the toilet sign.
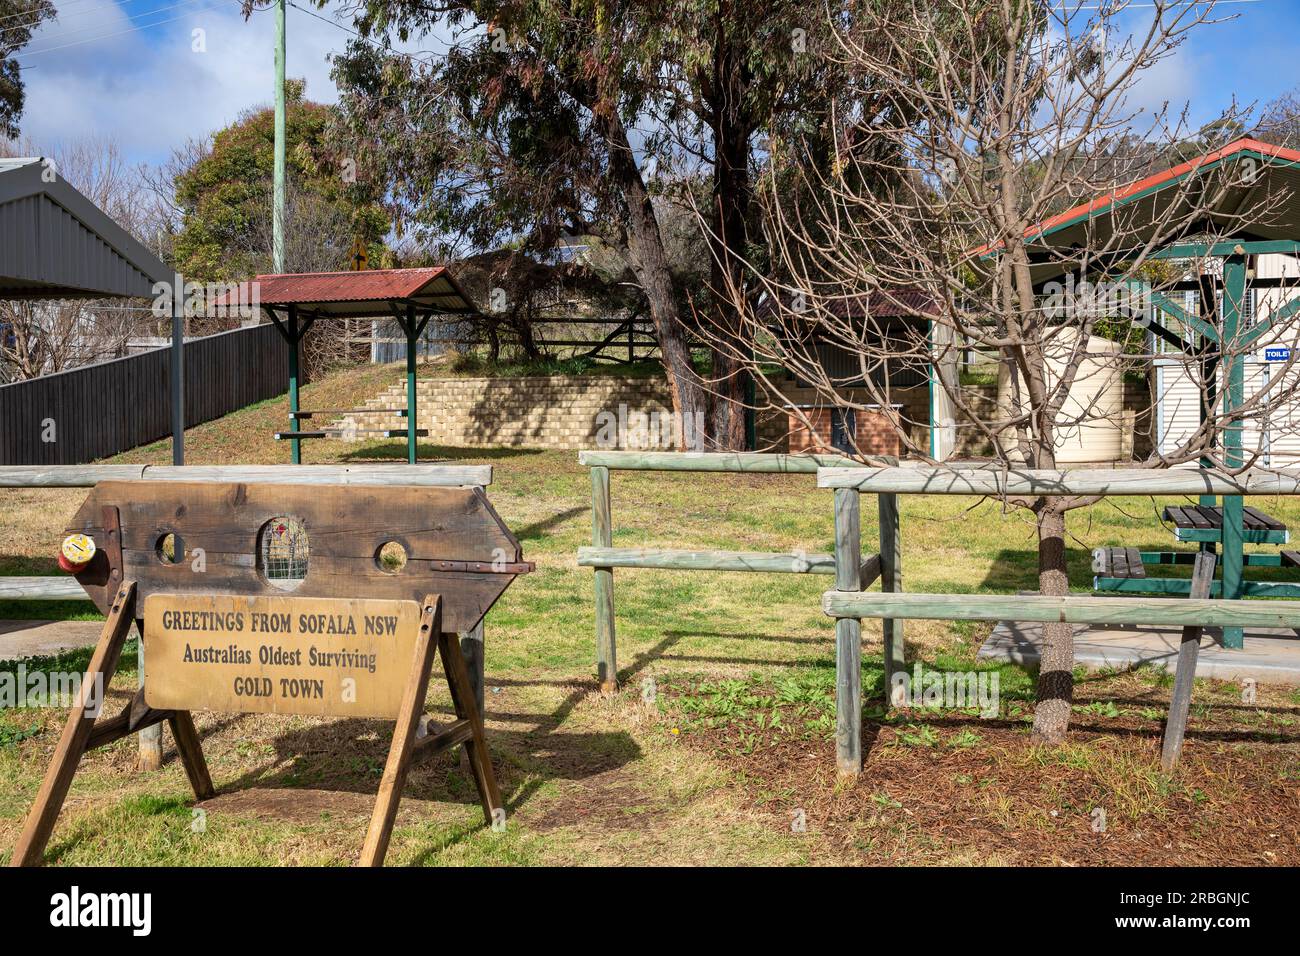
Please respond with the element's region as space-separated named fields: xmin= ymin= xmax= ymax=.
xmin=1265 ymin=347 xmax=1291 ymax=362
xmin=143 ymin=594 xmax=421 ymax=718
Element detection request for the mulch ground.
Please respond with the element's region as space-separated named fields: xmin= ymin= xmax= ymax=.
xmin=665 ymin=676 xmax=1300 ymax=866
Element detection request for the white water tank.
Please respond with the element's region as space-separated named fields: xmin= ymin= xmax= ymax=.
xmin=997 ymin=330 xmax=1125 ymax=464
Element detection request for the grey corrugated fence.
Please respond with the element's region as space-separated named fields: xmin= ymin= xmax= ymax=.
xmin=0 ymin=323 xmax=291 ymax=464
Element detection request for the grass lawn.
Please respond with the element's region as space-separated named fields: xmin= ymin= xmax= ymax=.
xmin=1 ymin=361 xmax=1297 ymax=865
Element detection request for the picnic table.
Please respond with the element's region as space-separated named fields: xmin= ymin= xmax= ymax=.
xmin=1162 ymin=504 xmax=1289 ymax=544
xmin=1094 ymin=501 xmax=1300 ymax=622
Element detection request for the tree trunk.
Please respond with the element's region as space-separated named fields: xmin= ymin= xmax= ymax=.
xmin=601 ymin=113 xmax=708 ymax=450
xmin=705 ymin=35 xmax=753 ymax=451
xmin=1031 ymin=501 xmax=1074 ymax=743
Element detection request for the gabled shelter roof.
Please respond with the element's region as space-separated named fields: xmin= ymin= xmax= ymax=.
xmin=0 ymin=157 xmax=168 ymax=299
xmin=1012 ymin=138 xmax=1300 ymax=284
xmin=226 ymin=267 xmax=479 ymax=319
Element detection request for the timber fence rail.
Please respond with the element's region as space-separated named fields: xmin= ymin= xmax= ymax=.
xmin=818 ymin=464 xmax=1300 ymax=773
xmin=575 ymin=451 xmax=905 ymax=750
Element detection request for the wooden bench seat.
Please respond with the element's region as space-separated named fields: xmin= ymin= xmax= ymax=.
xmin=1162 ymin=504 xmax=1288 ymax=543
xmin=289 ymin=408 xmax=407 ymax=420
xmin=275 ymin=428 xmax=429 ymax=441
xmin=1092 ymin=546 xmax=1146 ymax=578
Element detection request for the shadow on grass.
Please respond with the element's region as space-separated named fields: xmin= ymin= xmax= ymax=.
xmin=337 ymin=443 xmax=544 ymax=463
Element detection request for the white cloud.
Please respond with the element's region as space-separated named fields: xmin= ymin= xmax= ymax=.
xmin=15 ymin=0 xmax=360 ymax=164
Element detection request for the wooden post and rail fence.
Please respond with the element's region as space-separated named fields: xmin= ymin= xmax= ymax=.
xmin=0 ymin=463 xmax=494 ymax=771
xmin=575 ymin=450 xmax=906 ymax=775
xmin=578 ymin=454 xmax=1300 ymax=776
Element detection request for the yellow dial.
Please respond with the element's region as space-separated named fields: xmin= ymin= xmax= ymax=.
xmin=61 ymin=533 xmax=96 ymax=565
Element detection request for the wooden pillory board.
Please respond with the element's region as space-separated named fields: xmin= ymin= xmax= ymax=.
xmin=10 ymin=480 xmax=531 ymax=867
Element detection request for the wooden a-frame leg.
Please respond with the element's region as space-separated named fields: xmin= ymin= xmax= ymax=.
xmin=10 ymin=582 xmax=137 ymax=867
xmin=359 ymin=594 xmax=442 ymax=867
xmin=440 ymin=621 xmax=504 ymax=828
xmin=1161 ymin=552 xmax=1217 ymax=772
xmin=168 ymin=711 xmax=215 ymax=800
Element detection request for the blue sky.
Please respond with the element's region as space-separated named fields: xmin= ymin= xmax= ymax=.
xmin=11 ymin=0 xmax=1300 ymax=169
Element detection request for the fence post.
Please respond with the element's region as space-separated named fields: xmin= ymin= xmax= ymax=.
xmin=833 ymin=487 xmax=862 ymax=775
xmin=878 ymin=492 xmax=905 ymax=694
xmin=591 ymin=465 xmax=618 ymax=693
xmin=459 ymin=620 xmax=485 ymax=715
xmin=136 ymin=623 xmax=163 ymax=770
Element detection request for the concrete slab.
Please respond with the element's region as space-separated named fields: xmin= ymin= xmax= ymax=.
xmin=980 ymin=619 xmax=1300 ymax=684
xmin=0 ymin=619 xmax=107 ymax=661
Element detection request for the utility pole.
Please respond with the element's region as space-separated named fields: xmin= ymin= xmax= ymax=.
xmin=273 ymin=0 xmax=286 ymax=274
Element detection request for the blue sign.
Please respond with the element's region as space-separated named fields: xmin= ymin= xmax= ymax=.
xmin=1265 ymin=348 xmax=1291 ymax=362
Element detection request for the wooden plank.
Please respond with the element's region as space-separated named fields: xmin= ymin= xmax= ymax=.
xmin=590 ymin=466 xmax=617 ymax=693
xmin=84 ymin=700 xmax=173 ymax=752
xmin=438 ymin=622 xmax=504 ymax=828
xmin=1124 ymin=547 xmax=1145 ymax=579
xmin=1243 ymin=505 xmax=1286 ymax=531
xmin=167 ymin=711 xmax=215 ymax=800
xmin=0 ymin=463 xmax=492 ymax=488
xmin=878 ymin=492 xmax=905 ymax=685
xmin=67 ymin=481 xmax=524 ymax=634
xmin=823 ymin=590 xmax=1300 ymax=628
xmin=458 ymin=620 xmax=485 ymax=715
xmin=579 ymin=450 xmax=879 ymax=473
xmin=1161 ymin=553 xmax=1216 ymax=772
xmin=817 ymin=465 xmax=1300 ymax=496
xmin=833 ymin=487 xmax=862 ymax=776
xmin=359 ymin=595 xmax=442 ymax=867
xmin=10 ymin=582 xmax=136 ymax=867
xmin=1281 ymin=551 xmax=1300 ymax=568
xmin=291 ymin=408 xmax=408 ymax=419
xmin=143 ymin=594 xmax=423 ymax=719
xmin=576 ymin=546 xmax=838 ymax=574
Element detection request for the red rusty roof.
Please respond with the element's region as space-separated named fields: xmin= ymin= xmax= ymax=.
xmin=214 ymin=267 xmax=478 ymax=316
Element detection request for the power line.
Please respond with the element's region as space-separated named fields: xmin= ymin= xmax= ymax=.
xmin=17 ymin=0 xmax=211 ymax=51
xmin=15 ymin=0 xmax=227 ymax=60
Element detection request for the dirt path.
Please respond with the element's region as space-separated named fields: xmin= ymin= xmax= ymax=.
xmin=0 ymin=619 xmax=105 ymax=661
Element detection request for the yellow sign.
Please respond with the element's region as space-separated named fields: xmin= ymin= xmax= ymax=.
xmin=349 ymin=238 xmax=368 ymax=271
xmin=143 ymin=594 xmax=421 ymax=718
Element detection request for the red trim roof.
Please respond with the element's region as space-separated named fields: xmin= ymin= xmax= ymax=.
xmin=1024 ymin=137 xmax=1300 ymax=244
xmin=240 ymin=267 xmax=454 ymax=304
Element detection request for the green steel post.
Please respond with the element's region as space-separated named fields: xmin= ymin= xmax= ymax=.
xmin=1221 ymin=255 xmax=1247 ymax=649
xmin=406 ymin=304 xmax=418 ymax=464
xmin=288 ymin=305 xmax=301 ymax=465
xmin=171 ymin=272 xmax=185 ymax=465
xmin=272 ymin=0 xmax=286 ymax=273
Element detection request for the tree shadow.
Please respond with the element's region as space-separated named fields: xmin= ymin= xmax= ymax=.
xmin=337 ymin=443 xmax=543 ymax=463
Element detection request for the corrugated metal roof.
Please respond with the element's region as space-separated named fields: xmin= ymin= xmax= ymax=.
xmin=0 ymin=157 xmax=168 ymax=298
xmin=218 ymin=267 xmax=479 ymax=317
xmin=1028 ymin=138 xmax=1300 ymax=245
xmin=989 ymin=137 xmax=1300 ymax=283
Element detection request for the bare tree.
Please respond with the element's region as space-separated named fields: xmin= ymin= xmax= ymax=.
xmin=703 ymin=0 xmax=1300 ymax=742
xmin=0 ymin=136 xmax=155 ymax=380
